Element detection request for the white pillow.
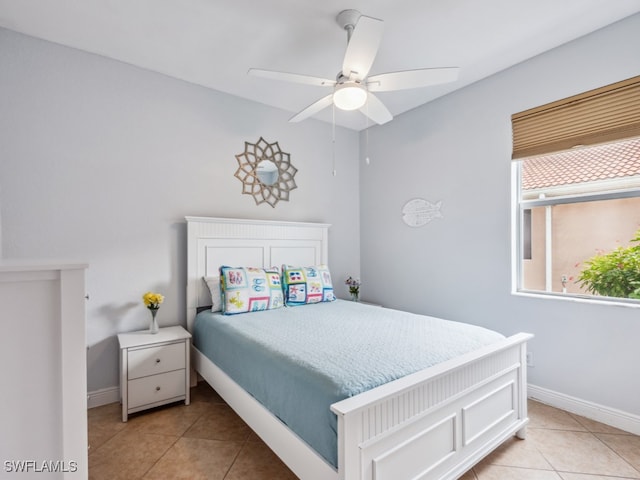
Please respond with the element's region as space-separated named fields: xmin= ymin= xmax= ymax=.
xmin=203 ymin=276 xmax=222 ymax=312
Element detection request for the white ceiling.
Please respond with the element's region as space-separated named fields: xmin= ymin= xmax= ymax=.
xmin=1 ymin=0 xmax=639 ymax=130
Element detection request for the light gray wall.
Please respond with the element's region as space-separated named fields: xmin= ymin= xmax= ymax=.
xmin=361 ymin=13 xmax=640 ymax=415
xmin=0 ymin=28 xmax=360 ymax=392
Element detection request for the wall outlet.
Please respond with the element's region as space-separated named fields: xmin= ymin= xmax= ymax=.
xmin=526 ymin=351 xmax=534 ymax=367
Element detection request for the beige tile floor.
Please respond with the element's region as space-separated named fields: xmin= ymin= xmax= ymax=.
xmin=89 ymin=382 xmax=640 ymax=479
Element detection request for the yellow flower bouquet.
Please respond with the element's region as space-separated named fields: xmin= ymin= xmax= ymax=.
xmin=142 ymin=292 xmax=164 ymax=310
xmin=142 ymin=291 xmax=164 ymax=334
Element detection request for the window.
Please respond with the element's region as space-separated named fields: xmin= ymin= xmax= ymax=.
xmin=515 ymin=137 xmax=640 ymax=299
xmin=512 ymin=76 xmax=640 ymax=302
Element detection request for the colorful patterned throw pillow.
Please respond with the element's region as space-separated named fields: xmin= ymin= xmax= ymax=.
xmin=282 ymin=264 xmax=336 ymax=306
xmin=219 ymin=266 xmax=284 ymax=315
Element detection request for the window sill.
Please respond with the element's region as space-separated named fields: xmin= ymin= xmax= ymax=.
xmin=512 ymin=290 xmax=640 ymax=309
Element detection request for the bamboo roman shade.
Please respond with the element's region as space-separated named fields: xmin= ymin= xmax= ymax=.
xmin=512 ymin=75 xmax=640 ymax=159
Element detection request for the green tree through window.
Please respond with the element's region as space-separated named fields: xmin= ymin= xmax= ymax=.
xmin=577 ymin=229 xmax=640 ymax=299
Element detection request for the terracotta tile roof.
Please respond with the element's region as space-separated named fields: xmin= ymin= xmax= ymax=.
xmin=521 ymin=136 xmax=640 ymax=190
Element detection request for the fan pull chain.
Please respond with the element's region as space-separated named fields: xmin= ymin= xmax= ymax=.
xmin=365 ymin=127 xmax=370 ymax=165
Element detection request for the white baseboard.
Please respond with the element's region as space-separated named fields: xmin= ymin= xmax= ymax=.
xmin=87 ymin=386 xmax=119 ymax=409
xmin=528 ymin=384 xmax=640 ymax=435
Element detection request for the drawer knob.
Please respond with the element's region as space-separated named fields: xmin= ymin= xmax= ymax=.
xmin=155 ymin=358 xmax=161 ymax=364
xmin=155 ymin=386 xmax=161 ymax=392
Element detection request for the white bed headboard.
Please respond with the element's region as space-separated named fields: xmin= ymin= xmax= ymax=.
xmin=185 ymin=216 xmax=330 ymax=332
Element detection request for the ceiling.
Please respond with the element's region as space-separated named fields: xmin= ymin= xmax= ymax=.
xmin=1 ymin=0 xmax=639 ymax=131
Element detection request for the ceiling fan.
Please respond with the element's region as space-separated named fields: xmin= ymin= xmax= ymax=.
xmin=248 ymin=9 xmax=460 ymax=125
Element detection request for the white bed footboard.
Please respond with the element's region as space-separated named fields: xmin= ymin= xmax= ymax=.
xmin=193 ymin=332 xmax=531 ymax=480
xmin=331 ymin=333 xmax=532 ymax=480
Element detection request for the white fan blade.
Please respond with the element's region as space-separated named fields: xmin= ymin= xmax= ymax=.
xmin=342 ymin=15 xmax=384 ymax=81
xmin=289 ymin=94 xmax=334 ymax=123
xmin=367 ymin=67 xmax=460 ymax=92
xmin=248 ymin=68 xmax=335 ymax=87
xmin=360 ymin=92 xmax=392 ymax=125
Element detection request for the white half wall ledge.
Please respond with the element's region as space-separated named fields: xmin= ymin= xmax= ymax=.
xmin=528 ymin=384 xmax=640 ymax=436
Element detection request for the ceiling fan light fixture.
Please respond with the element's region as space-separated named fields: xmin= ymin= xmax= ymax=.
xmin=333 ymin=82 xmax=367 ymax=111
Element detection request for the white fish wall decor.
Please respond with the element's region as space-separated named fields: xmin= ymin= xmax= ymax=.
xmin=402 ymin=198 xmax=443 ymax=227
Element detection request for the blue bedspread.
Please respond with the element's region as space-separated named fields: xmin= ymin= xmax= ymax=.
xmin=193 ymin=300 xmax=504 ymax=468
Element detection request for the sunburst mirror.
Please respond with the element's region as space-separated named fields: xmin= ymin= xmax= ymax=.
xmin=234 ymin=137 xmax=298 ymax=208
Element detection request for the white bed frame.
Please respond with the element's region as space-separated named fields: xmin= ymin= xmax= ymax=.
xmin=186 ymin=216 xmax=533 ymax=480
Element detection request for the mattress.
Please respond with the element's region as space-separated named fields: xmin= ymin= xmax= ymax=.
xmin=193 ymin=300 xmax=504 ymax=468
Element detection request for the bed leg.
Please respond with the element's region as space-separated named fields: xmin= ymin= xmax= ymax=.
xmin=516 ymin=426 xmax=527 ymax=440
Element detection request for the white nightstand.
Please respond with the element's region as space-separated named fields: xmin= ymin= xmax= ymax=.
xmin=117 ymin=325 xmax=192 ymax=422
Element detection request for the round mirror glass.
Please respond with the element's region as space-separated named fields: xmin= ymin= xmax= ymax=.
xmin=256 ymin=159 xmax=278 ymax=186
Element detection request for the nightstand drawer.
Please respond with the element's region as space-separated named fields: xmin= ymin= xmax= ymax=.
xmin=128 ymin=342 xmax=185 ymax=379
xmin=128 ymin=369 xmax=186 ymax=409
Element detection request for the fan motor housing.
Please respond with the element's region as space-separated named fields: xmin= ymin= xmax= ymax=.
xmin=336 ymin=9 xmax=362 ymax=30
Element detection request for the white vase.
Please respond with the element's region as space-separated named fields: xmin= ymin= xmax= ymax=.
xmin=149 ymin=308 xmax=159 ymax=334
